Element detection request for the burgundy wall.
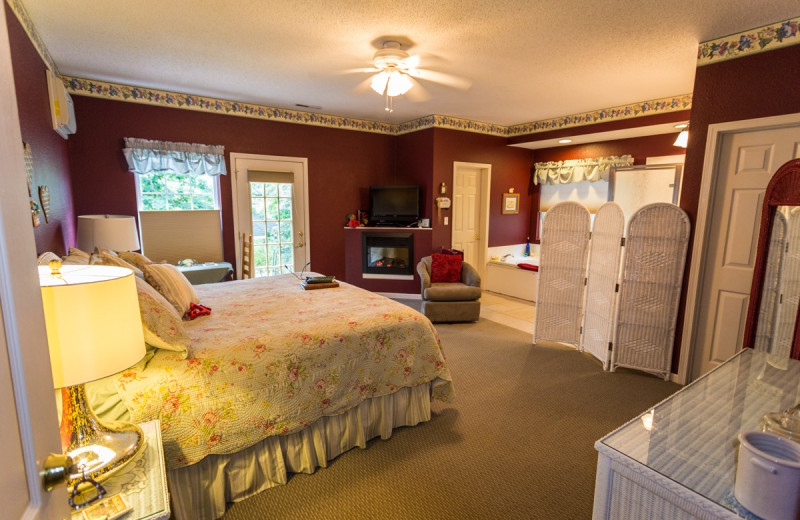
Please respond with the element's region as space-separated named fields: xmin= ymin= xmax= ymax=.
xmin=673 ymin=43 xmax=800 ymax=372
xmin=531 ymin=133 xmax=683 ymax=165
xmin=67 ymin=95 xmax=396 ymax=281
xmin=7 ymin=3 xmax=73 ymax=255
xmin=432 ymin=128 xmax=533 ymax=250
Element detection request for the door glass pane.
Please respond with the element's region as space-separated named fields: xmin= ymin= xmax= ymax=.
xmin=250 ymin=180 xmax=294 ymax=277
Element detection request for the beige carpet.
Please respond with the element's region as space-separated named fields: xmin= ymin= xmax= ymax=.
xmin=223 ymin=317 xmax=680 ymax=519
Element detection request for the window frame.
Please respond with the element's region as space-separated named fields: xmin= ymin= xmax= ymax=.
xmin=134 ymin=170 xmax=221 ymax=212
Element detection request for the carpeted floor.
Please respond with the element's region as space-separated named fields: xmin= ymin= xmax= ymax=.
xmin=223 ymin=316 xmax=680 ymax=519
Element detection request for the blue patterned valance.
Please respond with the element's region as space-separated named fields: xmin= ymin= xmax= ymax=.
xmin=123 ymin=138 xmax=226 ymax=176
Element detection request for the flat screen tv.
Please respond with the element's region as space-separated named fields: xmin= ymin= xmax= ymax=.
xmin=369 ymin=185 xmax=420 ymax=226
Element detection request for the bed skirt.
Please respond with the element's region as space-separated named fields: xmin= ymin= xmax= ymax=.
xmin=167 ymin=382 xmax=433 ymax=520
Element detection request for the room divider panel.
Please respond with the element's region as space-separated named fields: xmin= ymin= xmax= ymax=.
xmin=580 ymin=202 xmax=625 ymax=369
xmin=533 ymin=201 xmax=590 ymax=348
xmin=610 ymin=203 xmax=690 ymax=380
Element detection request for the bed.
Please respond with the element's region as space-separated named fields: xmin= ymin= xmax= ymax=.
xmin=83 ymin=270 xmax=454 ymax=520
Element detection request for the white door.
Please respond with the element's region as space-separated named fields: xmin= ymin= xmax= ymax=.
xmin=0 ymin=6 xmax=69 ymax=517
xmin=230 ymin=154 xmax=310 ymax=278
xmin=691 ymin=126 xmax=800 ymax=379
xmin=452 ymin=162 xmax=490 ymax=274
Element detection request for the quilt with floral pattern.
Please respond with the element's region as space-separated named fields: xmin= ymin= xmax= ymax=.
xmin=114 ymin=274 xmax=454 ymax=470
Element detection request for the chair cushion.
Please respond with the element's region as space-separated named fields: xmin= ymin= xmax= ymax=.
xmin=424 ymin=282 xmax=482 ymax=301
xmin=431 ymin=253 xmax=462 ymax=283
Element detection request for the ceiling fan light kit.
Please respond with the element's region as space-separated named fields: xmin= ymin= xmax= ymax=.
xmin=364 ymin=39 xmax=471 ymax=113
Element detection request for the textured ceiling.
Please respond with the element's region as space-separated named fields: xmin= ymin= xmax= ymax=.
xmin=18 ymin=0 xmax=800 ymax=126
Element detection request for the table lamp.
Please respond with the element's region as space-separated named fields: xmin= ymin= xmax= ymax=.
xmin=39 ymin=262 xmax=147 ymax=492
xmin=77 ymin=214 xmax=140 ymax=252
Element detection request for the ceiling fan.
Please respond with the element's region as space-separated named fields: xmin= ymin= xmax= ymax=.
xmin=360 ymin=40 xmax=471 ymax=112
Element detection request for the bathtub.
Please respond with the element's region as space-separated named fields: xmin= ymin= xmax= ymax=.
xmin=485 ymin=256 xmax=538 ymax=302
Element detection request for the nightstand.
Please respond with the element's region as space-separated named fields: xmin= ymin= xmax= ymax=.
xmin=176 ymin=261 xmax=233 ymax=284
xmin=71 ymin=420 xmax=169 ymax=520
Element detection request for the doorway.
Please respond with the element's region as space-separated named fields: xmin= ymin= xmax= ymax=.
xmin=681 ymin=114 xmax=800 ymax=382
xmin=230 ymin=153 xmax=310 ymax=279
xmin=452 ymin=162 xmax=491 ymax=277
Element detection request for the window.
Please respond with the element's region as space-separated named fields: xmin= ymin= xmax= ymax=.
xmin=136 ymin=170 xmax=220 ymax=211
xmin=250 ymin=181 xmax=295 ymax=277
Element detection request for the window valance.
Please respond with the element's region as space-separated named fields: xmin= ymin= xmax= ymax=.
xmin=123 ymin=138 xmax=226 ymax=176
xmin=533 ymin=155 xmax=633 ymax=185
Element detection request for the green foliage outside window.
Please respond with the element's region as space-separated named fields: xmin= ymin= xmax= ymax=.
xmin=138 ymin=170 xmax=218 ymax=211
xmin=250 ymin=182 xmax=294 ymax=277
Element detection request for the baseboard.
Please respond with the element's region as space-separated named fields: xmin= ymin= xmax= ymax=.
xmin=378 ymin=292 xmax=421 ymax=300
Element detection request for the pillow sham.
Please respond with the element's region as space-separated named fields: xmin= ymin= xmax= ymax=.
xmin=94 ymin=250 xmax=144 ymax=278
xmin=134 ymin=277 xmax=190 ymax=357
xmin=37 ymin=251 xmax=61 ymax=266
xmin=61 ymin=247 xmax=91 ymax=265
xmin=118 ymin=251 xmax=153 ymax=272
xmin=144 ymin=263 xmax=198 ymax=317
xmin=431 ymin=253 xmax=463 ymax=283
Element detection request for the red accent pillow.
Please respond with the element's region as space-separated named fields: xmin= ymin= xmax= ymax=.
xmin=431 ymin=253 xmax=463 ymax=283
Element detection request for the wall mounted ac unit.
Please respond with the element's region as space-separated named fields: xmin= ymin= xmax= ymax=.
xmin=46 ymin=70 xmax=76 ymax=139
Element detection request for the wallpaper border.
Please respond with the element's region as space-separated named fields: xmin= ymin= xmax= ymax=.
xmin=697 ymin=16 xmax=800 ymax=66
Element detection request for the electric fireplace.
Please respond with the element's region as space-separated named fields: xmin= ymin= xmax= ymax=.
xmin=362 ymin=232 xmax=414 ymax=277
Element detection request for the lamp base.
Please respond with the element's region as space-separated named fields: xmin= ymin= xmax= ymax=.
xmin=60 ymin=385 xmax=146 ymax=485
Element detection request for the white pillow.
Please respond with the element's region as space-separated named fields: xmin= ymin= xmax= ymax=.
xmin=143 ymin=263 xmax=198 ymax=317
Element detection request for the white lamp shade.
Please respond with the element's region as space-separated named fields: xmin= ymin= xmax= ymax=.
xmin=39 ymin=265 xmax=145 ymax=388
xmin=77 ymin=214 xmax=141 ymax=252
xmin=673 ymin=129 xmax=689 ymax=148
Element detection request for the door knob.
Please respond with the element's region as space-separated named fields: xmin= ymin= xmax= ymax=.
xmin=41 ymin=453 xmax=72 ymax=491
xmin=473 ymin=235 xmax=479 ymax=241
xmin=296 ymin=241 xmax=305 ymax=248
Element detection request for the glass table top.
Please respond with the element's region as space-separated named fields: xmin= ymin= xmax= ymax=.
xmin=599 ymin=349 xmax=800 ymax=512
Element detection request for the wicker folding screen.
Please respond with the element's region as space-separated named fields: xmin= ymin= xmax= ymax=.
xmin=611 ymin=203 xmax=690 ymax=380
xmin=533 ymin=202 xmax=590 ymax=347
xmin=771 ymin=207 xmax=800 ymax=359
xmin=580 ymin=202 xmax=625 ymax=369
xmin=754 ymin=210 xmax=786 ymax=353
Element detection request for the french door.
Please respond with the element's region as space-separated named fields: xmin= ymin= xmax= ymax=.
xmin=230 ymin=154 xmax=310 ymax=278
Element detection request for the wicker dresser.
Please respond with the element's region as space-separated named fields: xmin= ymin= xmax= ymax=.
xmin=593 ymin=349 xmax=800 ymax=520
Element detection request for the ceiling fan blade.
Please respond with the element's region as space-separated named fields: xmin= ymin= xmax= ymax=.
xmin=405 ymin=77 xmax=431 ymax=102
xmin=400 ymin=54 xmax=421 ymax=69
xmin=411 ymin=68 xmax=472 ymax=90
xmin=339 ymin=67 xmax=380 ymax=75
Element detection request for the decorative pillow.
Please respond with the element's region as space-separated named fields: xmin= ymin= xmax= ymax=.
xmin=119 ymin=251 xmax=153 ymax=272
xmin=134 ymin=277 xmax=190 ymax=357
xmin=37 ymin=252 xmax=61 ymax=265
xmin=61 ymin=247 xmax=91 ymax=265
xmin=431 ymin=253 xmax=463 ymax=283
xmin=94 ymin=251 xmax=144 ymax=278
xmin=144 ymin=263 xmax=198 ymax=317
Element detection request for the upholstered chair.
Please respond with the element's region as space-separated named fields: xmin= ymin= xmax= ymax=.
xmin=417 ymin=255 xmax=481 ymax=323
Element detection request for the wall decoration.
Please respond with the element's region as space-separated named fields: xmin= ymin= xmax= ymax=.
xmin=30 ymin=200 xmax=40 ymax=227
xmin=23 ymin=142 xmax=33 ymax=197
xmin=38 ymin=185 xmax=51 ymax=223
xmin=502 ymin=192 xmax=520 ymax=215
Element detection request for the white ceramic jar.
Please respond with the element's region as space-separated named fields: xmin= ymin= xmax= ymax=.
xmin=735 ymin=431 xmax=800 ymax=520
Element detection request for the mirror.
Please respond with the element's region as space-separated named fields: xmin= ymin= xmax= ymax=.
xmin=744 ymin=159 xmax=800 ymax=359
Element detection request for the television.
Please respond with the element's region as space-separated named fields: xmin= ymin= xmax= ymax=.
xmin=369 ymin=185 xmax=421 ymax=226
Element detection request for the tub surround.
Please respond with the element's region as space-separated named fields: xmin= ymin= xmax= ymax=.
xmin=485 ymin=244 xmax=539 ymax=302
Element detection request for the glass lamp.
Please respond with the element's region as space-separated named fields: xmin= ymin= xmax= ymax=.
xmin=673 ymin=127 xmax=689 ymax=148
xmin=77 ymin=214 xmax=140 ymax=252
xmin=39 ymin=263 xmax=146 ymax=489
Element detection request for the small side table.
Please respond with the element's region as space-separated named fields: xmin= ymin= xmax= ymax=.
xmin=71 ymin=420 xmax=170 ymax=520
xmin=176 ymin=261 xmax=233 ymax=284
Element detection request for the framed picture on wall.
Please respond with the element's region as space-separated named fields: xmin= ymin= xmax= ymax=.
xmin=502 ymin=192 xmax=520 ymax=214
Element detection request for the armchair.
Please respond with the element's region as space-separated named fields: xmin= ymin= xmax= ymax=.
xmin=417 ymin=255 xmax=482 ymax=322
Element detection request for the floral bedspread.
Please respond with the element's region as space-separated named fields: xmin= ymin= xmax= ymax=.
xmin=113 ymin=274 xmax=454 ymax=470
